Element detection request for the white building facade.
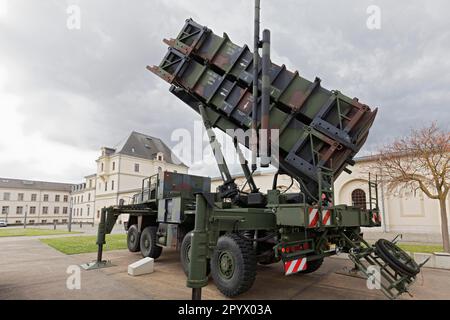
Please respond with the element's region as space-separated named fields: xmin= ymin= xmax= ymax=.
xmin=71 ymin=131 xmax=189 ymax=224
xmin=1 ymin=132 xmax=189 ymax=226
xmin=0 ymin=179 xmax=73 ymax=225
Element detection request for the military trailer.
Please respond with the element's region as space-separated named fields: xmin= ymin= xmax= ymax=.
xmin=120 ymin=172 xmax=210 ymax=275
xmin=89 ymin=4 xmax=426 ymax=300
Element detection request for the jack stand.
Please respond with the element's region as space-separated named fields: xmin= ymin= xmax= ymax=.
xmin=80 ymin=243 xmax=115 ymax=270
xmin=81 ymin=208 xmax=115 ymax=271
xmin=192 ymin=288 xmax=202 ymax=301
xmin=81 ymin=260 xmax=114 ymax=270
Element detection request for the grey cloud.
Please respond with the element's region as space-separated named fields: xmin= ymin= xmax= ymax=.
xmin=1 ymin=0 xmax=449 ymax=181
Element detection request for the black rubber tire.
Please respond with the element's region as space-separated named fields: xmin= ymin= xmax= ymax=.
xmin=140 ymin=226 xmax=162 ymax=259
xmin=127 ymin=224 xmax=140 ymax=253
xmin=375 ymin=239 xmax=420 ymax=277
xmin=211 ymin=233 xmax=256 ymax=297
xmin=180 ymin=232 xmax=210 ymax=277
xmin=296 ymin=258 xmax=324 ymax=274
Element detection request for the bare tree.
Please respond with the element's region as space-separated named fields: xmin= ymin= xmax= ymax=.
xmin=375 ymin=123 xmax=450 ymax=252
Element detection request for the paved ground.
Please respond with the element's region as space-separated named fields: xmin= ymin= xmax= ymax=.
xmin=1 ymin=235 xmax=450 ymax=300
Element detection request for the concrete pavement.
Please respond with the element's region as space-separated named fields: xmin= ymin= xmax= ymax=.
xmin=1 ymin=235 xmax=450 ymax=300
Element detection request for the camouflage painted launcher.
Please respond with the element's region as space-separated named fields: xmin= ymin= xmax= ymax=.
xmin=149 ymin=18 xmax=378 ymax=197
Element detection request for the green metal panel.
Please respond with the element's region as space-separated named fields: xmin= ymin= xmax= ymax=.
xmin=149 ymin=19 xmax=378 ymax=198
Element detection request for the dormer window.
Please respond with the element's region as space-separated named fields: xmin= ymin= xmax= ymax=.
xmin=156 ymin=152 xmax=164 ymax=162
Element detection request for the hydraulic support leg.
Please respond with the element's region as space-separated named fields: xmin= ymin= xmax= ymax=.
xmin=81 ymin=208 xmax=114 ymax=270
xmin=187 ymin=194 xmax=210 ymax=300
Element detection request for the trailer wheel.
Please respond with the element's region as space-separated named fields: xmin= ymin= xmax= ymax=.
xmin=140 ymin=226 xmax=162 ymax=259
xmin=180 ymin=232 xmax=210 ymax=277
xmin=296 ymin=258 xmax=323 ymax=274
xmin=211 ymin=233 xmax=256 ymax=297
xmin=127 ymin=224 xmax=140 ymax=252
xmin=375 ymin=239 xmax=420 ymax=277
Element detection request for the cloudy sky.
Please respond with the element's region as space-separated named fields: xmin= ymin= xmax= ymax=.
xmin=0 ymin=0 xmax=449 ymax=183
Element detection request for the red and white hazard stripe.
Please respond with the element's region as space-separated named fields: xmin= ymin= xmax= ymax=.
xmin=309 ymin=208 xmax=332 ymax=227
xmin=322 ymin=209 xmax=332 ymax=226
xmin=372 ymin=212 xmax=381 ymax=224
xmin=308 ymin=208 xmax=319 ymax=227
xmin=284 ymin=258 xmax=308 ymax=275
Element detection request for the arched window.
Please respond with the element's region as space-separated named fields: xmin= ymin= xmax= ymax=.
xmin=352 ymin=189 xmax=367 ymax=210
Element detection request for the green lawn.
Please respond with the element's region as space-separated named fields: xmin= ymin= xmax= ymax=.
xmin=0 ymin=228 xmax=81 ymax=238
xmin=40 ymin=234 xmax=127 ymax=255
xmin=398 ymin=244 xmax=444 ymax=254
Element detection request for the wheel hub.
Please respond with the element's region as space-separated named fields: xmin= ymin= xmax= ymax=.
xmin=218 ymin=251 xmax=235 ymax=279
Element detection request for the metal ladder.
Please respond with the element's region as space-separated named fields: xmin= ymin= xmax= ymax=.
xmin=368 ymin=173 xmax=379 ymax=211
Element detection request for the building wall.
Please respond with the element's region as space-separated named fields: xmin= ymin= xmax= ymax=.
xmin=335 ymin=160 xmax=450 ymax=234
xmin=0 ymin=188 xmax=71 ymax=225
xmin=71 ymin=175 xmax=96 ymax=224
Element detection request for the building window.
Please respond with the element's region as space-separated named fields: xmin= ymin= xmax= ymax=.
xmin=30 ymin=207 xmax=36 ymax=215
xmin=81 ymin=196 xmax=84 ymax=203
xmin=29 ymin=220 xmax=35 ymax=224
xmin=76 ymin=208 xmax=79 ymax=216
xmin=43 ymin=194 xmax=49 ymax=202
xmin=105 ymin=182 xmax=108 ymax=192
xmin=55 ymin=195 xmax=60 ymax=202
xmin=111 ymin=180 xmax=115 ymax=191
xmin=97 ymin=211 xmax=100 ymax=219
xmin=88 ymin=193 xmax=91 ymax=201
xmin=18 ymin=193 xmax=24 ymax=201
xmin=43 ymin=207 xmax=48 ymax=214
xmin=31 ymin=194 xmax=37 ymax=202
xmin=15 ymin=220 xmax=22 ymax=224
xmin=63 ymin=207 xmax=68 ymax=214
xmin=41 ymin=220 xmax=47 ymax=224
xmin=1 ymin=206 xmax=9 ymax=215
xmin=87 ymin=207 xmax=90 ymax=216
xmin=80 ymin=208 xmax=83 ymax=216
xmin=63 ymin=195 xmax=68 ymax=202
xmin=16 ymin=206 xmax=23 ymax=214
xmin=134 ymin=163 xmax=140 ymax=173
xmin=112 ymin=162 xmax=116 ymax=171
xmin=62 ymin=219 xmax=67 ymax=224
xmin=53 ymin=219 xmax=59 ymax=224
xmin=54 ymin=207 xmax=60 ymax=214
xmin=352 ymin=189 xmax=367 ymax=210
xmin=3 ymin=192 xmax=10 ymax=201
xmin=101 ymin=163 xmax=104 ymax=172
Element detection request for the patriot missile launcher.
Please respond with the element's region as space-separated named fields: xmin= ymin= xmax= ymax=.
xmin=88 ymin=3 xmax=426 ymax=300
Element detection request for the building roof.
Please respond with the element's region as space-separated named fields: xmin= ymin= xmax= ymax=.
xmin=116 ymin=131 xmax=188 ymax=167
xmin=0 ymin=178 xmax=74 ymax=192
